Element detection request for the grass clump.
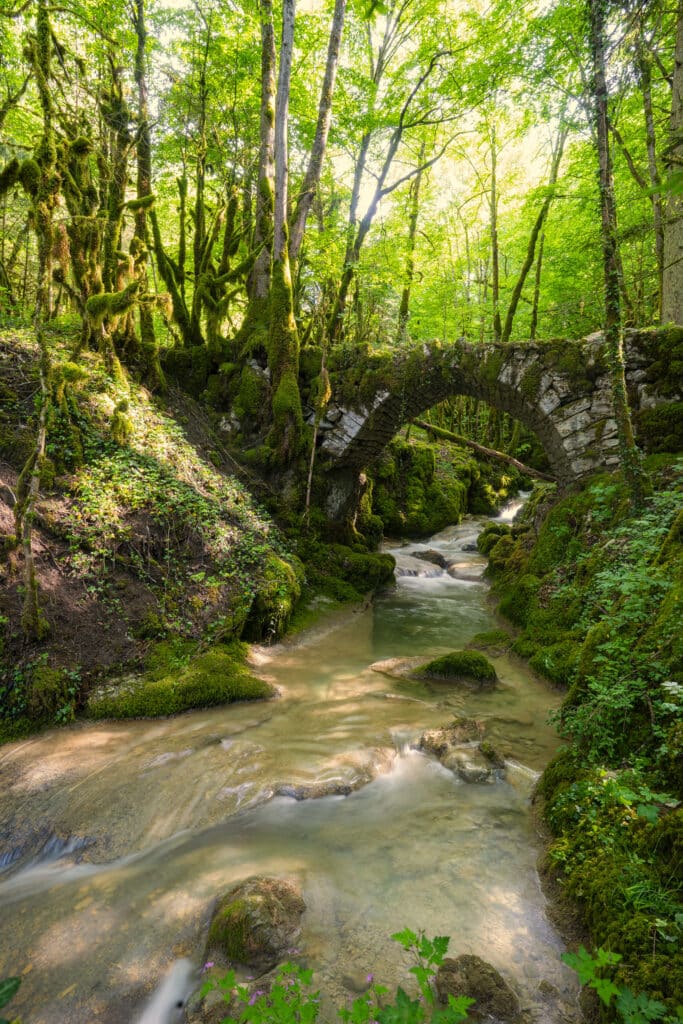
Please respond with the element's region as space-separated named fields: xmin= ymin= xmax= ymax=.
xmin=416 ymin=650 xmax=498 ymax=688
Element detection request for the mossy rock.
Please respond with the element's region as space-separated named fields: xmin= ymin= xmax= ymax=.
xmin=528 ymin=640 xmax=579 ymax=686
xmin=26 ymin=666 xmax=75 ymax=720
xmin=486 ymin=534 xmax=517 ymax=572
xmin=87 ymin=642 xmax=273 ymax=719
xmin=242 ymin=555 xmax=305 ymax=642
xmin=635 ymin=402 xmax=683 ymax=454
xmin=207 ymin=876 xmax=305 ymax=970
xmin=435 ymin=955 xmax=520 ymax=1022
xmin=498 ymin=574 xmax=541 ymax=627
xmin=416 ymin=650 xmax=498 ymax=689
xmin=477 ymin=523 xmax=511 ymax=556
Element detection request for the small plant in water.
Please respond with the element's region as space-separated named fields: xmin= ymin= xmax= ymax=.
xmin=200 ymin=931 xmax=473 ymax=1024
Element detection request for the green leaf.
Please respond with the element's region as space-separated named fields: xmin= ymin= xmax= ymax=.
xmin=0 ymin=979 xmax=20 ymax=1011
xmin=391 ymin=929 xmax=417 ymax=950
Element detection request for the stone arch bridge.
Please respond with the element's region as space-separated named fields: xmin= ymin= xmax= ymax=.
xmin=316 ymin=328 xmax=680 ymax=518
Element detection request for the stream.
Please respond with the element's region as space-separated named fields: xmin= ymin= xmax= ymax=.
xmin=0 ymin=500 xmax=580 ymax=1024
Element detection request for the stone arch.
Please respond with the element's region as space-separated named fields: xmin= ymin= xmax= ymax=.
xmin=317 ymin=328 xmax=679 ymax=520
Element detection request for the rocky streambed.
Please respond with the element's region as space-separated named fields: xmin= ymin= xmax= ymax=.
xmin=0 ymin=502 xmax=580 ymax=1024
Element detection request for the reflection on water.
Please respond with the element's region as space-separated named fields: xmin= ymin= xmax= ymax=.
xmin=0 ymin=502 xmax=578 ymax=1024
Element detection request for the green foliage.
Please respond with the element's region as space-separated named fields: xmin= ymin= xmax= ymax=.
xmin=0 ymin=976 xmax=21 ymax=1024
xmin=562 ymin=947 xmax=681 ymax=1023
xmin=200 ymin=932 xmax=473 ymax=1024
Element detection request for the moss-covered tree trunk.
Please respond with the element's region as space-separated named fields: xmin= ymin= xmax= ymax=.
xmin=589 ymin=0 xmax=648 ymax=507
xmin=132 ymin=0 xmax=163 ymax=387
xmin=662 ymin=0 xmax=683 ymax=325
xmin=15 ymin=0 xmax=58 ymax=639
xmin=267 ymin=0 xmax=303 ymax=463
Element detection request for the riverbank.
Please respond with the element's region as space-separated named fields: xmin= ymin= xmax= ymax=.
xmin=479 ymin=457 xmax=683 ymax=1016
xmin=0 ymin=328 xmax=516 ymax=742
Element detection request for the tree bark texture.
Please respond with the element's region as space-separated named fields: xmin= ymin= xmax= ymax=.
xmin=589 ymin=0 xmax=648 ymax=506
xmin=662 ymin=0 xmax=683 ymax=324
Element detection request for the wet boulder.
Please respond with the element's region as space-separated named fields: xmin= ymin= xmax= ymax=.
xmin=411 ymin=549 xmax=448 ymax=568
xmin=206 ymin=876 xmax=305 ymax=972
xmin=418 ymin=722 xmax=505 ymax=784
xmin=436 ymin=955 xmax=521 ymax=1022
xmin=418 ymin=718 xmax=486 ymax=757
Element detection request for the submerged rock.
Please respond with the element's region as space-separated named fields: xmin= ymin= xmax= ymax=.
xmin=436 ymin=955 xmax=521 ymax=1022
xmin=418 ymin=722 xmax=505 ymax=783
xmin=206 ymin=876 xmax=305 ymax=972
xmin=419 ymin=718 xmax=486 ymax=756
xmin=275 ymin=748 xmax=395 ymax=800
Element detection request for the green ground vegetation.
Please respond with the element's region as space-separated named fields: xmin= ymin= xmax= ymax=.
xmin=480 ymin=458 xmax=683 ymax=1014
xmin=0 ymin=327 xmax=388 ymax=737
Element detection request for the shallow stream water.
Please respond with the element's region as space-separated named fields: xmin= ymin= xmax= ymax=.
xmin=0 ymin=501 xmax=580 ymax=1024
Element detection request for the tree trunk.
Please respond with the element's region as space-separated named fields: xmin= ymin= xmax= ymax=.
xmin=289 ymin=0 xmax=346 ymax=268
xmin=238 ymin=0 xmax=276 ymax=354
xmin=589 ymin=0 xmax=648 ymax=506
xmin=413 ymin=419 xmax=555 ymax=481
xmin=16 ymin=0 xmax=57 ymax=639
xmin=397 ymin=141 xmax=425 ymax=341
xmin=268 ymin=0 xmax=303 ymax=462
xmin=662 ymin=0 xmax=683 ymax=324
xmin=133 ymin=0 xmax=162 ymax=386
xmin=490 ymin=121 xmax=502 ymax=343
xmin=529 ymin=232 xmax=544 ymax=341
xmin=501 ymin=126 xmax=566 ymax=344
xmin=636 ymin=43 xmax=665 ymax=319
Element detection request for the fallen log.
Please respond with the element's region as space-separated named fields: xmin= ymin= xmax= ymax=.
xmin=413 ymin=419 xmax=556 ymax=483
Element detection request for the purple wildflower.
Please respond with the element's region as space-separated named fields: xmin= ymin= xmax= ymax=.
xmin=202 ymin=961 xmax=215 ymax=973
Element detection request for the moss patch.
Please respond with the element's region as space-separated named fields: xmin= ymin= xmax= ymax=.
xmin=416 ymin=650 xmax=498 ymax=688
xmin=242 ymin=554 xmax=305 ymax=642
xmin=87 ymin=641 xmax=273 ymax=719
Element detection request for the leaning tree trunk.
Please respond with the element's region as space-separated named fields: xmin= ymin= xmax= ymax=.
xmin=267 ymin=0 xmax=304 ymax=463
xmin=288 ymin=0 xmax=346 ymax=269
xmin=489 ymin=120 xmax=502 ymax=343
xmin=501 ymin=125 xmax=567 ymax=344
xmin=236 ymin=0 xmax=276 ymax=355
xmin=589 ymin=0 xmax=648 ymax=506
xmin=662 ymin=0 xmax=683 ymax=324
xmin=396 ymin=141 xmax=425 ymax=342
